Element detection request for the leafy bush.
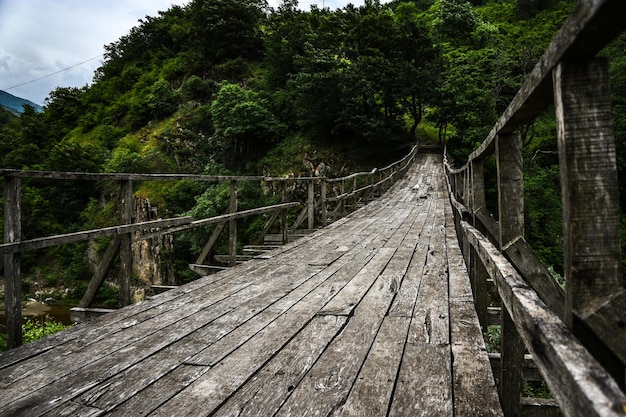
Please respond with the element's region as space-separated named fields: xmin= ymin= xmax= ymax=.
xmin=484 ymin=324 xmax=501 ymax=353
xmin=22 ymin=316 xmax=72 ymax=345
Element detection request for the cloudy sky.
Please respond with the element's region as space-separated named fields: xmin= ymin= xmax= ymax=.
xmin=0 ymin=0 xmax=374 ymax=106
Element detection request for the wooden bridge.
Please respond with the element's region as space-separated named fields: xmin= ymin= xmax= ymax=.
xmin=2 ymin=0 xmax=626 ymax=416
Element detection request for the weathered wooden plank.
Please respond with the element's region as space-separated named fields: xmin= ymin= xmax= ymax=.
xmin=272 ymin=254 xmax=403 ymax=417
xmin=496 ymin=132 xmax=525 ymax=416
xmin=521 ymin=398 xmax=562 ymax=417
xmin=43 ymin=401 xmax=104 ymax=417
xmin=212 ymin=315 xmax=348 ymax=417
xmin=334 ymin=317 xmax=410 ymax=417
xmin=554 ymin=58 xmax=625 ymax=385
xmin=462 ymin=221 xmax=625 ymax=417
xmin=101 ymin=365 xmax=211 ymax=417
xmin=387 ymin=195 xmax=434 ymax=318
xmin=317 ymin=247 xmax=396 ymax=316
xmin=388 ymin=343 xmax=453 ymax=417
xmin=445 ymin=198 xmax=503 ymax=417
xmin=407 ymin=189 xmax=449 ymax=346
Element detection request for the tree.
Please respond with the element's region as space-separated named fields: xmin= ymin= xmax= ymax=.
xmin=211 ymin=82 xmax=284 ymax=167
xmin=187 ymin=0 xmax=267 ymax=72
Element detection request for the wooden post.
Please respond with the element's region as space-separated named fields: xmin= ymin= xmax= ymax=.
xmin=470 ymin=160 xmax=489 ymax=329
xmin=496 ymin=132 xmax=524 ymax=417
xmin=118 ymin=180 xmax=133 ymax=308
xmin=352 ymin=177 xmax=357 ymax=210
xmin=307 ymin=179 xmax=315 ymax=232
xmin=340 ymin=179 xmax=345 ymax=218
xmin=229 ymin=180 xmax=238 ymax=267
xmin=281 ymin=181 xmax=288 ymax=245
xmin=554 ymin=58 xmax=624 ymax=384
xmin=321 ymin=178 xmax=327 ymax=227
xmin=3 ymin=176 xmax=22 ymax=349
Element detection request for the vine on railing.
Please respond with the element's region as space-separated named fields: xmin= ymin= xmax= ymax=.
xmin=444 ymin=1 xmax=625 ymax=416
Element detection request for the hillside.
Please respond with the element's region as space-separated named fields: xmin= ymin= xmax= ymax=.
xmin=0 ymin=0 xmax=623 ymax=305
xmin=0 ymin=90 xmax=42 ymax=114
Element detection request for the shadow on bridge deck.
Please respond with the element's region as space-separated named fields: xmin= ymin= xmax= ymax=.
xmin=0 ymin=153 xmax=502 ymax=417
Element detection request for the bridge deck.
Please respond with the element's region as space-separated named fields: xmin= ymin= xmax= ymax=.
xmin=0 ymin=154 xmax=502 ymax=417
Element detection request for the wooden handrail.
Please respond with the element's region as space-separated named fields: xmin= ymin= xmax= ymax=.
xmin=1 ymin=143 xmax=420 ymax=350
xmin=444 ymin=1 xmax=626 ymax=416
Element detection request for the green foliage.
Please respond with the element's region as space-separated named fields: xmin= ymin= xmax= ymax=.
xmin=484 ymin=324 xmax=501 ymax=353
xmin=524 ymin=164 xmax=563 ymax=273
xmin=180 ymin=75 xmax=215 ymax=102
xmin=1 ymin=0 xmax=623 ymax=297
xmin=21 ymin=316 xmax=72 ymax=345
xmin=524 ymin=381 xmax=553 ymax=399
xmin=211 ymin=82 xmax=284 ymax=167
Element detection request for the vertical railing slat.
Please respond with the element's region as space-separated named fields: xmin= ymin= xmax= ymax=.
xmin=496 ymin=132 xmax=525 ymax=417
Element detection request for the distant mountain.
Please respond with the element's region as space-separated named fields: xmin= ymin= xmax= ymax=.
xmin=0 ymin=90 xmax=43 ymax=114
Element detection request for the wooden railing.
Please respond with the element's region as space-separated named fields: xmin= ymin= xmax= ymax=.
xmin=1 ymin=145 xmax=419 ymax=350
xmin=444 ymin=0 xmax=625 ymax=416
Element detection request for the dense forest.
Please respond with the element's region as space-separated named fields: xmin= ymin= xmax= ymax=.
xmin=0 ymin=0 xmax=624 ymax=311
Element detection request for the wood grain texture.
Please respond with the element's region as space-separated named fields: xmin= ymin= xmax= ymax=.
xmin=0 ymin=155 xmax=502 ymax=417
xmin=463 ymin=220 xmax=625 ymax=417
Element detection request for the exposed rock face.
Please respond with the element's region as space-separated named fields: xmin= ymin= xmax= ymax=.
xmin=132 ymin=197 xmax=175 ymax=286
xmin=85 ymin=196 xmax=176 ymax=298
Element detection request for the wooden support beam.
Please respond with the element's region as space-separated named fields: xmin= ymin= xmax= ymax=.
xmin=79 ymin=236 xmax=121 ymax=308
xmin=118 ymin=180 xmax=133 ymax=308
xmin=503 ymin=237 xmax=565 ymax=320
xmin=3 ymin=176 xmax=22 ymax=349
xmin=307 ymin=179 xmax=315 ymax=232
xmin=196 ymin=222 xmax=227 ymax=265
xmin=554 ymin=58 xmax=624 ymax=386
xmin=281 ymin=182 xmax=288 ymax=245
xmin=320 ymin=178 xmax=327 ymax=227
xmin=470 ymin=160 xmax=489 ymax=329
xmin=255 ymin=210 xmax=281 ymax=246
xmin=496 ymin=132 xmax=525 ymax=417
xmin=229 ymin=180 xmax=237 ymax=267
xmin=496 ymin=132 xmax=524 ymax=249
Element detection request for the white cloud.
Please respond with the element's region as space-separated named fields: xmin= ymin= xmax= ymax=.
xmin=0 ymin=0 xmax=189 ymax=104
